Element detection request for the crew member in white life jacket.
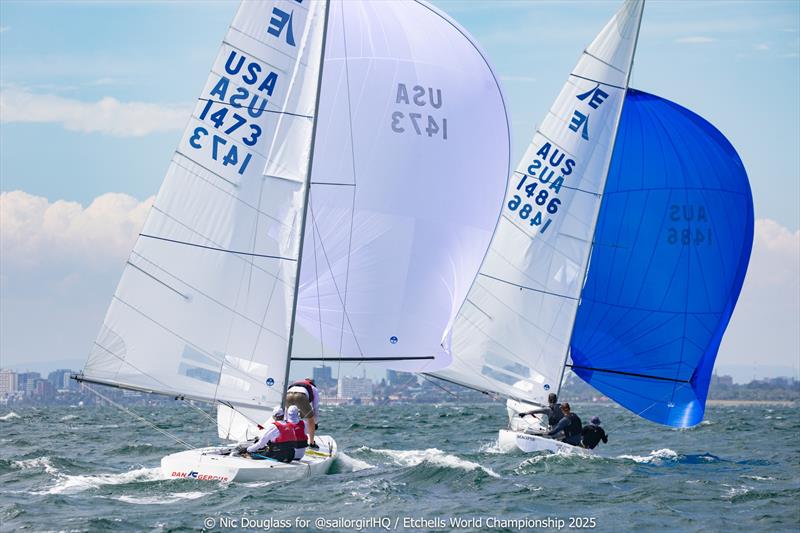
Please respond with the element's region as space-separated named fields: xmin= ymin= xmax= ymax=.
xmin=246 ymin=405 xmax=308 ymax=462
xmin=286 ymin=378 xmax=319 ymax=447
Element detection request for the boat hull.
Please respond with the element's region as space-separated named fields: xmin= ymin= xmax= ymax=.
xmin=498 ymin=429 xmax=592 ymax=455
xmin=161 ymin=435 xmax=337 ymax=482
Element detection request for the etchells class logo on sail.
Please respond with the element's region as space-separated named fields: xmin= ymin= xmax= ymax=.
xmin=267 ymin=0 xmax=304 ymax=47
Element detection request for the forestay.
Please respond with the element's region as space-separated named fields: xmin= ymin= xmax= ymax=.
xmin=570 ymin=90 xmax=754 ymax=427
xmin=83 ymin=0 xmax=328 ymax=410
xmin=432 ymin=0 xmax=644 ymax=405
xmin=291 ymin=0 xmax=511 ymax=370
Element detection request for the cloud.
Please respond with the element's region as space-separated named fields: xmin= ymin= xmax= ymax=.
xmin=675 ymin=36 xmax=716 ymax=44
xmin=754 ymin=43 xmax=770 ymax=51
xmin=0 ymin=26 xmax=9 ymax=34
xmin=0 ymin=87 xmax=189 ymax=137
xmin=0 ymin=190 xmax=153 ymax=273
xmin=718 ymin=219 xmax=800 ymax=373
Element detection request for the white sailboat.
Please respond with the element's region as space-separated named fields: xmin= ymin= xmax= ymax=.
xmin=430 ymin=0 xmax=754 ymax=454
xmin=74 ymin=0 xmax=511 ymax=482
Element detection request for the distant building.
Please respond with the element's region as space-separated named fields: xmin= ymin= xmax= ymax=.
xmin=0 ymin=369 xmax=18 ymax=396
xmin=387 ymin=369 xmax=417 ymax=388
xmin=711 ymin=374 xmax=734 ymax=387
xmin=17 ymin=372 xmax=41 ymax=396
xmin=313 ymin=365 xmax=336 ymax=388
xmin=337 ymin=376 xmax=373 ymax=400
xmin=48 ymin=369 xmax=73 ymax=391
xmin=33 ymin=379 xmax=55 ymax=402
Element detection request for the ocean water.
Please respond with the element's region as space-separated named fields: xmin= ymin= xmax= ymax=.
xmin=1 ymin=402 xmax=798 ymax=532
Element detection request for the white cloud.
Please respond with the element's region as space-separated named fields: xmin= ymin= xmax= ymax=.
xmin=754 ymin=43 xmax=770 ymax=51
xmin=0 ymin=190 xmax=153 ymax=271
xmin=0 ymin=87 xmax=189 ymax=137
xmin=0 ymin=26 xmax=9 ymax=34
xmin=675 ymin=36 xmax=716 ymax=44
xmin=718 ymin=219 xmax=800 ymax=375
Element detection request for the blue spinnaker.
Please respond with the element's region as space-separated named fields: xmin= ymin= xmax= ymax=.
xmin=570 ymin=89 xmax=754 ymax=427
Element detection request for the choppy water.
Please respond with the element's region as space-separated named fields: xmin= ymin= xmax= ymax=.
xmin=1 ymin=402 xmax=798 ymax=532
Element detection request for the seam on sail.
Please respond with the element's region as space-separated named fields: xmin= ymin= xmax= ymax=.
xmin=149 ymin=206 xmax=292 ymax=286
xmin=569 ymin=73 xmax=626 ymax=90
xmin=196 ymin=98 xmax=314 ymax=120
xmin=335 ymin=0 xmax=360 ymax=361
xmin=130 ymin=251 xmax=289 ymax=342
xmin=583 ymin=49 xmax=626 ymax=73
xmin=139 ymin=233 xmax=297 ymax=261
xmin=174 ymin=151 xmax=239 ymax=188
xmin=110 ymin=295 xmax=273 ymax=391
xmin=126 ymin=261 xmax=189 ymax=299
xmin=512 ymin=171 xmax=601 ymax=197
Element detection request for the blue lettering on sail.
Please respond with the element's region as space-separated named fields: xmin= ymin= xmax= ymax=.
xmin=505 ymin=142 xmax=577 ymax=235
xmin=569 ymin=110 xmax=590 ymax=140
xmin=390 ymin=83 xmax=448 ymax=140
xmin=569 ymin=83 xmax=610 ymax=141
xmin=267 ymin=7 xmax=296 ymax=47
xmin=576 ymin=83 xmax=609 ymax=109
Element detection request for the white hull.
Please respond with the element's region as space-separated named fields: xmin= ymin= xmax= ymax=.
xmin=498 ymin=429 xmax=592 ymax=455
xmin=161 ymin=436 xmax=337 ymax=483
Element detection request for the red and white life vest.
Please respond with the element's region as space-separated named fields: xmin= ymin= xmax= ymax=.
xmin=273 ymin=420 xmax=307 ymax=448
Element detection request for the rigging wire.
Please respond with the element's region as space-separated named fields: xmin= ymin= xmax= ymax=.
xmin=81 ymin=383 xmax=194 ymax=450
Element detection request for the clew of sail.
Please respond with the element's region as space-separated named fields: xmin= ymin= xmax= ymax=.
xmin=82 ymin=0 xmax=328 ymax=413
xmin=431 ymin=0 xmax=644 ymax=405
xmin=570 ymin=89 xmax=754 ymax=427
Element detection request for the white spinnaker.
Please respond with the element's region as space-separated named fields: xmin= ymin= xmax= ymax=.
xmin=432 ymin=0 xmax=644 ymax=405
xmin=291 ymin=0 xmax=511 ymax=370
xmin=84 ymin=0 xmax=327 ymax=414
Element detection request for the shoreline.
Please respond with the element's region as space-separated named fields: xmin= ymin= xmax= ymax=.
xmin=706 ymin=399 xmax=796 ymax=406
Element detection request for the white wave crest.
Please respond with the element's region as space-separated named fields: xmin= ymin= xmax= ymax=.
xmin=618 ymin=448 xmax=679 ymax=464
xmin=113 ymin=491 xmax=207 ymax=505
xmin=335 ymin=452 xmax=374 ymax=472
xmin=35 ymin=466 xmax=165 ymax=495
xmin=362 ymin=447 xmax=500 ymax=478
xmin=60 ymin=414 xmax=79 ymax=421
xmin=13 ymin=457 xmax=59 ymax=475
xmin=0 ymin=412 xmax=20 ymax=421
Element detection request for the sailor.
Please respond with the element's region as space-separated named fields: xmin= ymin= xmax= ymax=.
xmin=581 ymin=416 xmax=608 ymax=450
xmin=246 ymin=405 xmax=308 ymax=462
xmin=546 ymin=402 xmax=582 ymax=446
xmin=519 ymin=393 xmax=564 ymax=428
xmin=286 ymin=377 xmax=320 ymax=447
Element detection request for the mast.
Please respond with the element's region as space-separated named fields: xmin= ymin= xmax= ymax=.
xmin=281 ymin=0 xmax=332 ymax=408
xmin=556 ymin=0 xmax=646 ymax=399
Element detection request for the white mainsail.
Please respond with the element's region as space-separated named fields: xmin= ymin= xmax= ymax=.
xmin=84 ymin=1 xmax=328 ymax=414
xmin=432 ymin=0 xmax=644 ymax=405
xmin=80 ymin=0 xmax=511 ymax=441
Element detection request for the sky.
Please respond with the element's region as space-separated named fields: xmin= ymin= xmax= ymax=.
xmin=1 ymin=0 xmax=798 ymax=384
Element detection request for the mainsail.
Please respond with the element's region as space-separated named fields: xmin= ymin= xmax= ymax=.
xmin=79 ymin=0 xmax=511 ymax=441
xmin=432 ymin=0 xmax=645 ymax=405
xmin=570 ymin=90 xmax=754 ymax=427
